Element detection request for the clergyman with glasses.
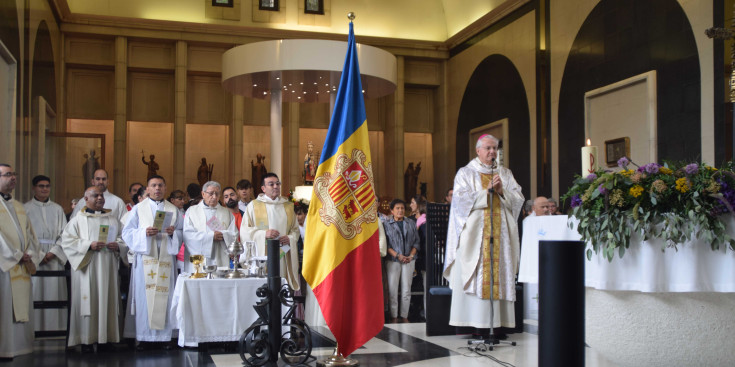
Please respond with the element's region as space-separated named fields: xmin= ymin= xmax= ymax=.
xmin=182 ymin=181 xmax=237 ymax=272
xmin=239 ymin=173 xmax=301 ymax=290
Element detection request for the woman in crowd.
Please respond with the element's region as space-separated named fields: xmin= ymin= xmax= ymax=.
xmin=383 ymin=199 xmax=420 ymax=323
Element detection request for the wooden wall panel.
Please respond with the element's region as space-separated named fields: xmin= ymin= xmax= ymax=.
xmin=128 ymin=41 xmax=174 ymax=70
xmin=244 ymin=97 xmax=271 ymax=126
xmin=66 ymin=69 xmax=114 ymax=119
xmin=298 ymin=102 xmax=330 ymax=129
xmin=65 ymin=37 xmax=114 ymax=66
xmin=188 ymin=45 xmax=225 ymax=73
xmin=128 ymin=72 xmax=174 ymax=122
xmin=187 ymin=75 xmax=228 ymax=124
xmin=404 ymin=87 xmax=433 ymax=133
xmin=405 ymin=60 xmax=441 ymax=86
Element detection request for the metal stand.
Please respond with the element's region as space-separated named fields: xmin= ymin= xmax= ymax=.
xmin=239 ymin=239 xmax=313 ymax=366
xmin=316 ymin=347 xmax=359 ymax=367
xmin=470 ymin=159 xmax=516 ymax=351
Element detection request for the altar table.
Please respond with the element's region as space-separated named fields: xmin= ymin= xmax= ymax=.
xmin=170 ymin=274 xmax=286 ymax=347
xmin=518 ymin=215 xmax=735 ymax=292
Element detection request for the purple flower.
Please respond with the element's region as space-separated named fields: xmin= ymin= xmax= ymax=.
xmin=685 ymin=163 xmax=699 ymax=175
xmin=617 ymin=157 xmax=630 ymax=168
xmin=570 ymin=194 xmax=583 ymax=208
xmin=597 ymin=184 xmax=608 ymax=195
xmin=638 ymin=163 xmax=660 ymax=174
xmin=586 ymin=173 xmax=597 ymax=182
xmin=716 ymin=179 xmax=735 ymax=214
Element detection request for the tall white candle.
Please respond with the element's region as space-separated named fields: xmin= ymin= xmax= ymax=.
xmin=581 ymin=139 xmax=597 ymax=176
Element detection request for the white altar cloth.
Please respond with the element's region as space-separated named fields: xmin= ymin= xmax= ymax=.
xmin=171 ymin=274 xmax=286 ymax=347
xmin=518 ymin=215 xmax=735 ymax=292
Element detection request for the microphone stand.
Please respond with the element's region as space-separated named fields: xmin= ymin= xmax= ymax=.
xmin=469 ymin=157 xmax=516 ymax=350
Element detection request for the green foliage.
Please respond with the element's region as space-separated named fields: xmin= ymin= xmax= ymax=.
xmin=561 ymin=161 xmax=735 ymax=262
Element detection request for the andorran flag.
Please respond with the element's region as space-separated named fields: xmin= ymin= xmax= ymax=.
xmin=303 ymin=21 xmax=383 ymax=357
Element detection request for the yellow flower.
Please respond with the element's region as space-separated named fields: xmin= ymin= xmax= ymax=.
xmin=659 ymin=167 xmax=673 ymax=175
xmin=629 ymin=185 xmax=644 ymax=198
xmin=620 ymin=169 xmax=634 ymax=177
xmin=675 ymin=177 xmax=690 ymax=193
xmin=706 ymin=166 xmax=718 ymax=171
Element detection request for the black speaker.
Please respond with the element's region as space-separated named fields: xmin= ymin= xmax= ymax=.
xmin=539 ymin=240 xmax=585 ymax=367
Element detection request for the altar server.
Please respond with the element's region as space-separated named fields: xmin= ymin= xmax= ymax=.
xmin=24 ymin=175 xmax=68 ymax=333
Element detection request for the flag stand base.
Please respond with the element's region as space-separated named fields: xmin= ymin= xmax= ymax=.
xmin=316 ymin=348 xmax=359 ymax=367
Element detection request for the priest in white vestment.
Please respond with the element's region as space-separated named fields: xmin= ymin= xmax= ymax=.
xmin=240 ymin=173 xmax=301 ymax=290
xmin=0 ymin=164 xmax=43 ymax=359
xmin=24 ymin=175 xmax=68 ymax=333
xmin=61 ymin=186 xmax=127 ymax=349
xmin=183 ymin=181 xmax=237 ymax=272
xmin=444 ymin=135 xmax=524 ymax=330
xmin=70 ymin=169 xmax=126 ymax=221
xmin=122 ymin=175 xmax=183 ymax=347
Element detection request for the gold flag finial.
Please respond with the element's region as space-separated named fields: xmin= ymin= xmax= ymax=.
xmin=347 ymin=12 xmax=355 ymax=21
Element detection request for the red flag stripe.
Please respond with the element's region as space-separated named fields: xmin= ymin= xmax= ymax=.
xmin=329 ymin=180 xmax=350 ymax=202
xmin=328 ymin=178 xmax=348 ymax=196
xmin=312 ymin=230 xmax=383 ymax=356
xmin=355 ymin=183 xmax=371 ymax=198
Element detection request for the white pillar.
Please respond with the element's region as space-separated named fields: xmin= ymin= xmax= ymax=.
xmin=270 ymin=89 xmax=282 ymax=178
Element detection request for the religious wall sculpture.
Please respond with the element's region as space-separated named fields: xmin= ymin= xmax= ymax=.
xmin=197 ymin=157 xmax=214 ymax=187
xmin=251 ymin=153 xmax=267 ymax=195
xmin=82 ymin=149 xmax=100 ymax=189
xmin=404 ymin=161 xmax=421 ymax=201
xmin=141 ymin=153 xmax=160 ymax=180
xmin=303 ymin=141 xmax=318 ymax=185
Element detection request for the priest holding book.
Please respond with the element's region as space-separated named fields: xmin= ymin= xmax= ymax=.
xmin=61 ymin=186 xmax=127 ymax=352
xmin=122 ymin=175 xmax=183 ymax=349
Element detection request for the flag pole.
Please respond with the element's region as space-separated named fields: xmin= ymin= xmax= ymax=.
xmin=316 ymin=15 xmax=362 ymax=367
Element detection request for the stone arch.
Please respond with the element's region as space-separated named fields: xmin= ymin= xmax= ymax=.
xmin=558 ymin=0 xmax=700 ymax=189
xmin=456 ymin=54 xmax=531 ymax=198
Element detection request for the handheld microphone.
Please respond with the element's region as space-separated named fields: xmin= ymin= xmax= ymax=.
xmin=489 ymin=158 xmax=496 ymax=193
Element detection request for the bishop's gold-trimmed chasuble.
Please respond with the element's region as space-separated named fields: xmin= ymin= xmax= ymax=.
xmin=443 ymin=158 xmax=524 ymax=329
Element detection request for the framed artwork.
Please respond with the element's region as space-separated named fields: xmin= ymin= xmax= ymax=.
xmin=605 ymin=137 xmax=630 ymax=167
xmin=304 ymin=0 xmax=324 ymax=14
xmin=212 ymin=0 xmax=233 ymax=7
xmin=259 ymin=0 xmax=279 ymax=11
xmin=469 ymin=118 xmax=509 ymax=167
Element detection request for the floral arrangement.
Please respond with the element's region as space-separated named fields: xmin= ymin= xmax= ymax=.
xmin=561 ymin=157 xmax=735 ymax=261
xmin=287 ymin=190 xmax=310 ymax=210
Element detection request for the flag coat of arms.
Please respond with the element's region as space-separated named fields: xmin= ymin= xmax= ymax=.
xmin=303 ymin=21 xmax=383 ymax=357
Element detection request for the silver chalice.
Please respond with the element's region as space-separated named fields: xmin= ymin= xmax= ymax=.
xmin=224 ymin=238 xmax=246 ymax=279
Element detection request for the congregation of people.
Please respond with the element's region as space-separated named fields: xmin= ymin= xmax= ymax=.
xmin=0 ymin=133 xmax=565 ymax=359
